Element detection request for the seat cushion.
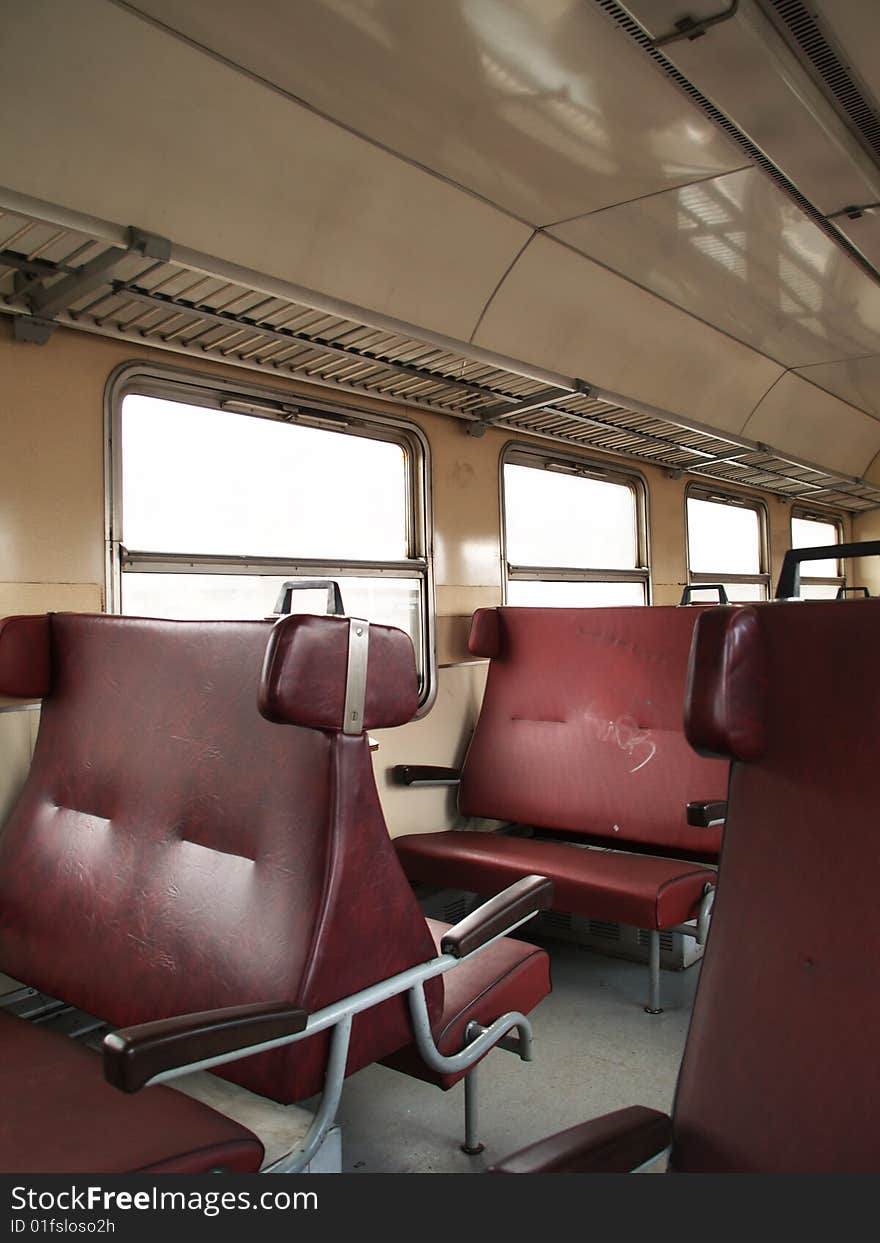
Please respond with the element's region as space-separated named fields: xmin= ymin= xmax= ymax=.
xmin=382 ymin=919 xmax=551 ymax=1090
xmin=396 ymin=832 xmax=715 ymax=929
xmin=0 ymin=1010 xmax=264 ymax=1173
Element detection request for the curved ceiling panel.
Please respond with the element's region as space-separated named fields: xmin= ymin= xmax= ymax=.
xmin=125 ymin=0 xmax=745 ymax=226
xmin=550 ymin=167 xmax=880 ymax=370
xmin=743 ymin=372 xmax=880 ymax=477
xmin=0 ymin=0 xmax=530 ymax=342
xmin=473 ymin=234 xmax=783 ymax=434
xmin=795 ymin=356 xmax=880 ymax=422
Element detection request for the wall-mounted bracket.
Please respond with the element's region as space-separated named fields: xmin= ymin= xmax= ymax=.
xmin=13 ymin=315 xmax=55 ymax=344
xmin=14 ymin=226 xmax=171 ymax=341
xmin=464 ymin=386 xmax=572 ymax=437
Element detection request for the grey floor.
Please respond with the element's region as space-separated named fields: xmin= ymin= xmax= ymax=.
xmin=329 ymin=934 xmax=700 ymax=1173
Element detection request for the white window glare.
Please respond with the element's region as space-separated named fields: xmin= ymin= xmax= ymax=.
xmin=686 ymin=583 xmax=766 ymax=604
xmin=687 ymin=497 xmax=761 ymax=575
xmin=506 ymin=580 xmax=645 ymax=608
xmin=799 ymin=583 xmax=841 ymax=600
xmin=121 ymin=574 xmax=424 ymax=667
xmin=502 ymin=456 xmax=647 ymax=608
xmin=791 ymin=516 xmax=840 ymax=579
xmin=121 ymin=395 xmax=408 ymax=560
xmin=112 ymin=387 xmax=430 ymax=696
xmin=504 ymin=464 xmax=637 ymax=570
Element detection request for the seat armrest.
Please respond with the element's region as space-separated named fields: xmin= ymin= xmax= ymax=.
xmin=686 ymin=800 xmax=727 ymax=827
xmin=490 ymin=1106 xmax=672 ymax=1173
xmin=440 ymin=875 xmax=553 ymax=958
xmin=392 ymin=765 xmax=460 ymax=786
xmin=103 ymin=1000 xmax=309 ymax=1093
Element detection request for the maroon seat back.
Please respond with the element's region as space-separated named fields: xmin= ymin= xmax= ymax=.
xmin=461 ymin=607 xmax=727 ymax=858
xmin=677 ymin=601 xmax=880 ymax=1171
xmin=0 ymin=613 xmax=439 ymax=1104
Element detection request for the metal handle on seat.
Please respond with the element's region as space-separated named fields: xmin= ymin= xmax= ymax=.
xmin=776 ymin=541 xmax=880 ymax=599
xmin=273 ymin=579 xmax=345 ymax=616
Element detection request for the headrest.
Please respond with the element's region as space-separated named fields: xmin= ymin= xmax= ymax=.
xmin=0 ymin=615 xmax=51 ymax=699
xmin=468 ymin=608 xmax=501 ymax=658
xmin=684 ymin=607 xmax=768 ymax=761
xmin=259 ymin=614 xmax=419 ymax=731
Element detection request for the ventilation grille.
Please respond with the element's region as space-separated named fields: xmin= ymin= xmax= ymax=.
xmin=638 ymin=929 xmax=675 ymax=953
xmin=594 ymin=0 xmax=880 ymax=283
xmin=542 ymin=911 xmax=573 ymax=933
xmin=767 ymin=0 xmax=880 ymax=167
xmin=2 ymin=200 xmax=879 ymax=512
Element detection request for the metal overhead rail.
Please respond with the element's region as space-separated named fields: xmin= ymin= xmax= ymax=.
xmin=1 ymin=195 xmax=879 ymax=513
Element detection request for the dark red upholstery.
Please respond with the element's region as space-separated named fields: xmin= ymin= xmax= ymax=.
xmin=493 ymin=599 xmax=880 ymax=1173
xmin=259 ymin=613 xmax=419 ymax=730
xmin=460 ymin=608 xmax=726 ymax=854
xmin=395 ymin=833 xmax=714 ymax=928
xmin=491 ymin=1106 xmax=671 ymax=1174
xmin=0 ymin=614 xmax=50 ymax=698
xmin=396 ymin=606 xmax=725 ymax=936
xmin=0 ymin=614 xmax=439 ymax=1107
xmin=684 ymin=606 xmax=768 ymax=761
xmin=0 ymin=611 xmax=551 ymax=1171
xmin=0 ymin=1010 xmax=263 ymax=1174
xmin=382 ymin=919 xmax=551 ymax=1089
xmin=673 ymin=601 xmax=880 ymax=1172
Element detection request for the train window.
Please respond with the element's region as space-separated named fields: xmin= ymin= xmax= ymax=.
xmin=107 ymin=369 xmax=433 ymax=700
xmin=502 ymin=448 xmax=648 ymax=606
xmin=790 ymin=511 xmax=843 ymax=599
xmin=686 ymin=487 xmax=769 ymax=601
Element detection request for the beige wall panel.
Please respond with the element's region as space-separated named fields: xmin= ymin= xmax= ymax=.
xmin=743 ymin=373 xmax=880 ymax=478
xmin=372 ymin=663 xmax=488 ymax=838
xmin=474 ymin=235 xmax=783 ymax=438
xmin=130 ymin=0 xmax=743 ymax=226
xmin=0 ymin=0 xmax=529 ymax=343
xmin=0 ymin=324 xmax=105 ymax=590
xmin=649 ymin=476 xmax=688 ymax=605
xmin=0 ymin=710 xmax=37 ymax=828
xmin=0 ymin=584 xmax=103 ymax=618
xmin=852 ymin=511 xmax=880 ymax=597
xmin=430 ymin=425 xmax=504 ymax=589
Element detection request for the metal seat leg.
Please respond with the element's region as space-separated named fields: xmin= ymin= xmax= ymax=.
xmin=644 ymin=929 xmax=663 ymax=1014
xmin=461 ymin=1067 xmax=485 ymax=1155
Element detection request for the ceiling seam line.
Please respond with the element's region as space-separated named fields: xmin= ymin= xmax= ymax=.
xmin=539 ymin=164 xmax=755 ymax=228
xmin=739 ymin=368 xmax=789 ymax=437
xmin=107 ymin=0 xmax=541 ymax=234
xmin=543 ymin=228 xmax=791 ymax=378
xmin=468 ymin=233 xmax=538 ymax=347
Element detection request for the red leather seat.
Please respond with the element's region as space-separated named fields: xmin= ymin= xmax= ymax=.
xmin=0 ymin=1011 xmax=263 ymax=1174
xmin=0 ymin=612 xmax=550 ymax=1172
xmin=492 ymin=600 xmax=880 ymax=1173
xmin=396 ymin=606 xmax=727 ymax=1009
xmin=396 ymin=833 xmax=715 ymax=929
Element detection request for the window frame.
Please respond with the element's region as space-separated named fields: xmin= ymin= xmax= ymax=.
xmin=500 ymin=443 xmax=651 ymax=605
xmin=104 ymin=361 xmax=436 ymax=711
xmin=790 ymin=507 xmax=845 ymax=597
xmin=685 ymin=484 xmax=770 ymax=600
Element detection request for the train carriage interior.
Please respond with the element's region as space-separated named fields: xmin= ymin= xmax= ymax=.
xmin=0 ymin=0 xmax=879 ymax=1180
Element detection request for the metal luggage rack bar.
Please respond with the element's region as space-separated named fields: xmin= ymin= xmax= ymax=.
xmin=2 ymin=196 xmax=879 ymax=513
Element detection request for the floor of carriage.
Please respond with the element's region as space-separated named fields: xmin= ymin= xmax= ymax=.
xmin=325 ymin=935 xmax=700 ymax=1174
